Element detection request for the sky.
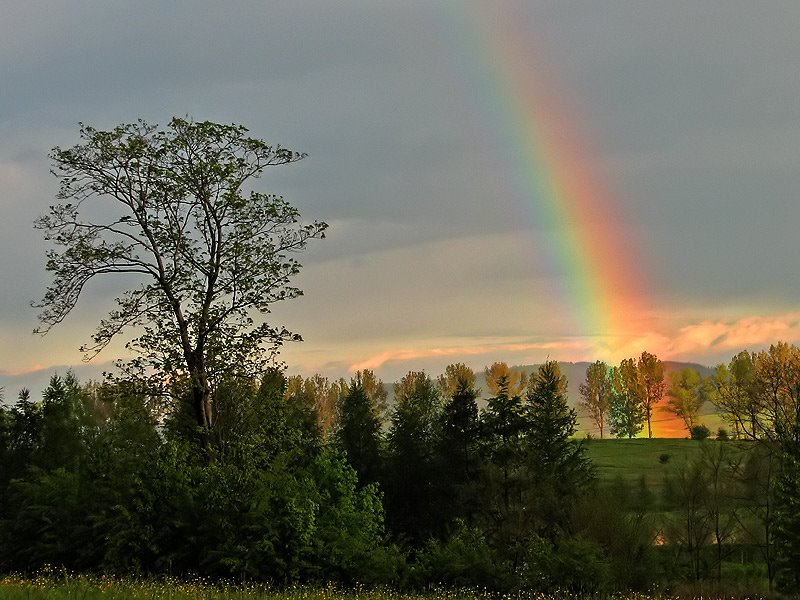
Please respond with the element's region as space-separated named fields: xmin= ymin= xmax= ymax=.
xmin=2 ymin=1 xmax=800 ymax=398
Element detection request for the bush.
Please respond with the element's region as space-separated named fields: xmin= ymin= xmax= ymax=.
xmin=690 ymin=424 xmax=711 ymax=441
xmin=414 ymin=522 xmax=504 ymax=590
xmin=549 ymin=537 xmax=612 ymax=594
xmin=717 ymin=427 xmax=730 ymax=441
xmin=520 ymin=534 xmax=611 ymax=594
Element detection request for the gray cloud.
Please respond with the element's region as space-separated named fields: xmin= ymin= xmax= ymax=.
xmin=2 ymin=1 xmax=800 ymax=390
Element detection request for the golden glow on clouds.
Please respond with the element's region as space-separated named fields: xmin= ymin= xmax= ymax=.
xmin=349 ymin=339 xmax=589 ymax=372
xmin=0 ymin=364 xmax=47 ymax=377
xmin=343 ymin=311 xmax=800 ymax=376
xmin=666 ymin=312 xmax=800 ymax=358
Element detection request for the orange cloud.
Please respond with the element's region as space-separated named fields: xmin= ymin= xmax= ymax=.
xmin=348 ymin=339 xmax=592 ymax=372
xmin=0 ymin=364 xmax=48 ymax=377
xmin=345 ymin=312 xmax=800 ymax=376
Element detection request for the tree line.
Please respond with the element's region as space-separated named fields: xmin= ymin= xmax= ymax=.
xmin=2 ymin=348 xmax=800 ymax=593
xmin=581 ymin=344 xmax=800 ymax=444
xmin=0 ymin=361 xmax=598 ymax=590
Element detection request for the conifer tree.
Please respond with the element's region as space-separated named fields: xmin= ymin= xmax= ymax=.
xmin=526 ymin=361 xmax=593 ymax=541
xmin=334 ymin=372 xmax=384 ymax=487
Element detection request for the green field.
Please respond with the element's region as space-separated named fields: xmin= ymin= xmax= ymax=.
xmin=585 ymin=438 xmax=705 ymax=482
xmin=582 ymin=438 xmax=735 ymax=503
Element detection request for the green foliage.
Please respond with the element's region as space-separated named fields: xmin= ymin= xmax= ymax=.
xmin=0 ymin=372 xmax=390 ymax=584
xmin=637 ymin=351 xmax=666 ymax=439
xmin=38 ymin=372 xmax=90 ymax=470
xmin=437 ymin=368 xmax=481 ymax=525
xmin=384 ymin=372 xmax=445 ymax=542
xmin=709 ymin=350 xmax=758 ymax=439
xmin=525 ymin=361 xmax=594 ymax=541
xmin=7 ymin=389 xmax=42 ymax=475
xmin=774 ymin=420 xmax=800 ymax=591
xmin=571 ymin=479 xmax=658 ymax=591
xmin=517 ymin=534 xmax=612 ymax=594
xmin=710 ymin=343 xmax=800 ymax=442
xmin=414 ymin=522 xmax=502 ymax=590
xmin=661 ymin=443 xmax=741 ymax=583
xmin=690 ymin=424 xmax=711 ymax=441
xmin=35 ymin=118 xmax=327 ymax=436
xmin=548 ymin=537 xmax=612 ymax=594
xmin=1 ymin=468 xmax=87 ymax=570
xmin=665 ymin=367 xmax=707 ymax=435
xmin=608 ymin=359 xmax=646 ymax=439
xmin=480 ymin=373 xmax=528 ymax=475
xmin=305 ymin=448 xmax=387 ymax=584
xmin=334 ymin=373 xmax=384 ymax=487
xmin=10 ymin=353 xmax=800 ymax=594
xmin=579 ymin=360 xmax=611 ymax=438
xmin=477 ymin=374 xmax=530 ymax=563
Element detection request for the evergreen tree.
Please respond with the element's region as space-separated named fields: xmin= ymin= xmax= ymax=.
xmin=384 ymin=371 xmax=444 ymax=542
xmin=0 ymin=401 xmax=14 ymax=507
xmin=5 ymin=389 xmax=42 ymax=480
xmin=438 ymin=364 xmax=482 ymax=523
xmin=334 ymin=372 xmax=384 ymax=487
xmin=525 ymin=361 xmax=594 ymax=541
xmin=38 ymin=372 xmax=89 ymax=471
xmin=478 ymin=373 xmax=530 ymax=570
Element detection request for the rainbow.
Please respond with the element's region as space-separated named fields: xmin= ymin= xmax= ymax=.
xmin=437 ymin=2 xmax=648 ymax=355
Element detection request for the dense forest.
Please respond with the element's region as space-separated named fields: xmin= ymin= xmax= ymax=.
xmin=6 ymin=118 xmax=800 ymax=596
xmin=2 ymin=344 xmax=800 ymax=595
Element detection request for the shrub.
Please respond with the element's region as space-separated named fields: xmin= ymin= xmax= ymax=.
xmin=518 ymin=533 xmax=614 ymax=594
xmin=690 ymin=424 xmax=711 ymax=441
xmin=415 ymin=522 xmax=503 ymax=590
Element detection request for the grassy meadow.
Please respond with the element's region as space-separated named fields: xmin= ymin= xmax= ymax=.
xmin=584 ymin=438 xmax=705 ymax=488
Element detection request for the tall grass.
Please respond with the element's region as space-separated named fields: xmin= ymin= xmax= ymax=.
xmin=0 ymin=571 xmax=773 ymax=600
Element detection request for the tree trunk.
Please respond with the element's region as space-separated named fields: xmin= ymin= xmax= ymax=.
xmin=190 ymin=372 xmax=213 ymax=430
xmin=186 ymin=351 xmax=214 ymax=460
